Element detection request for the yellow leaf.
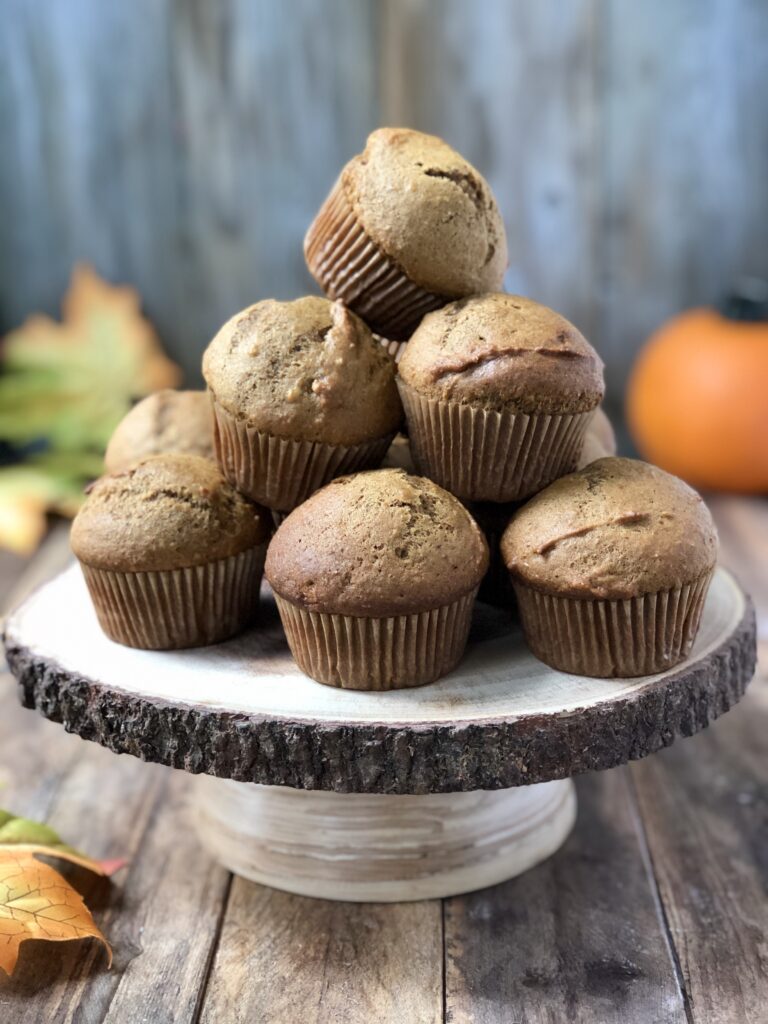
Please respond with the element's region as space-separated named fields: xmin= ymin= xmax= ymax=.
xmin=63 ymin=264 xmax=181 ymax=395
xmin=0 ymin=493 xmax=48 ymax=556
xmin=0 ymin=851 xmax=112 ymax=976
xmin=0 ymin=263 xmax=182 ymax=554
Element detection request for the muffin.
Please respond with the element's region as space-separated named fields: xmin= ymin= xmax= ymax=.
xmin=578 ymin=406 xmax=617 ymax=469
xmin=501 ymin=458 xmax=718 ymax=677
xmin=203 ymin=297 xmax=402 ymax=512
xmin=304 ymin=128 xmax=507 ymax=341
xmin=265 ymin=468 xmax=488 ymax=690
xmin=398 ymin=293 xmax=605 ymax=501
xmin=104 ymin=390 xmax=214 ymax=472
xmin=71 ymin=454 xmax=271 ymax=650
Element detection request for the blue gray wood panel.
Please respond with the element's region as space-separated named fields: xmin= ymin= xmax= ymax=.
xmin=1 ymin=0 xmax=767 ymax=397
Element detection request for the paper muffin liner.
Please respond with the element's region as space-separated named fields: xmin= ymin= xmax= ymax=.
xmin=511 ymin=571 xmax=714 ymax=678
xmin=211 ymin=399 xmax=394 ymax=512
xmin=376 ymin=334 xmax=408 ymax=362
xmin=304 ymin=178 xmax=445 ymax=340
xmin=274 ymin=589 xmax=478 ymax=690
xmin=80 ymin=545 xmax=267 ymax=650
xmin=398 ymin=382 xmax=593 ymax=502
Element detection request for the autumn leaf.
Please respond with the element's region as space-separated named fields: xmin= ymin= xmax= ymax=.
xmin=0 ymin=811 xmax=126 ymax=877
xmin=0 ymin=263 xmax=181 ymax=554
xmin=0 ymin=458 xmax=103 ymax=556
xmin=0 ymin=852 xmax=112 ymax=976
xmin=0 ymin=264 xmax=180 ymax=451
xmin=0 ymin=809 xmax=124 ymax=976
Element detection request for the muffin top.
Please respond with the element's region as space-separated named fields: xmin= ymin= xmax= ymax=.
xmin=501 ymin=458 xmax=718 ymax=599
xmin=71 ymin=454 xmax=270 ymax=573
xmin=398 ymin=293 xmax=605 ymax=415
xmin=104 ymin=390 xmax=214 ymax=473
xmin=203 ymin=297 xmax=402 ymax=445
xmin=340 ymin=128 xmax=508 ymax=297
xmin=265 ymin=468 xmax=488 ymax=616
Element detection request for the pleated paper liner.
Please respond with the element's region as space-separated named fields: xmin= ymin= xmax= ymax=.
xmin=80 ymin=545 xmax=266 ymax=650
xmin=398 ymin=381 xmax=594 ymax=502
xmin=274 ymin=589 xmax=478 ymax=690
xmin=304 ymin=177 xmax=446 ymax=340
xmin=512 ymin=570 xmax=714 ymax=678
xmin=212 ymin=399 xmax=395 ymax=512
xmin=376 ymin=334 xmax=408 ymax=362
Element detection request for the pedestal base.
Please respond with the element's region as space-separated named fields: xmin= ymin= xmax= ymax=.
xmin=194 ymin=777 xmax=577 ymax=902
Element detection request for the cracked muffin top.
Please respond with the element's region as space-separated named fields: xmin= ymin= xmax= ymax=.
xmin=398 ymin=293 xmax=604 ymax=415
xmin=71 ymin=454 xmax=270 ymax=572
xmin=104 ymin=390 xmax=214 ymax=472
xmin=501 ymin=458 xmax=718 ymax=599
xmin=265 ymin=468 xmax=488 ymax=616
xmin=203 ymin=296 xmax=402 ymax=445
xmin=340 ymin=128 xmax=508 ymax=297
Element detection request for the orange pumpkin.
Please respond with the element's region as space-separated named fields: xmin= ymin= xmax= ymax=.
xmin=627 ymin=293 xmax=768 ymax=493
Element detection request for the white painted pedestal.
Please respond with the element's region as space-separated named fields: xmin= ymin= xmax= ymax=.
xmin=195 ymin=777 xmax=577 ymax=902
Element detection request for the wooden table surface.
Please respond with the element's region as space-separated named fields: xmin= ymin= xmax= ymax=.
xmin=0 ymin=496 xmax=766 ymax=1024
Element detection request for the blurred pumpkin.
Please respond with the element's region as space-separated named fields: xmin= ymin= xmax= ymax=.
xmin=627 ymin=283 xmax=768 ymax=493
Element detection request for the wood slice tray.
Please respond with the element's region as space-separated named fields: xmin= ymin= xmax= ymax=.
xmin=3 ymin=564 xmax=756 ymax=796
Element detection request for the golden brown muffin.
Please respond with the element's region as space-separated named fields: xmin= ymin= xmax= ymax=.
xmin=265 ymin=468 xmax=488 ymax=689
xmin=203 ymin=297 xmax=402 ymax=511
xmin=397 ymin=293 xmax=605 ymax=501
xmin=72 ymin=454 xmax=270 ymax=649
xmin=305 ymin=128 xmax=508 ymax=340
xmin=104 ymin=390 xmax=214 ymax=472
xmin=501 ymin=457 xmax=718 ymax=676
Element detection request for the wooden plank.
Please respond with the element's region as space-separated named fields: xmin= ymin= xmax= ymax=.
xmin=630 ymin=680 xmax=768 ymax=1024
xmin=0 ymin=530 xmax=231 ymax=1023
xmin=0 ymin=525 xmax=80 ymax=822
xmin=600 ymin=0 xmax=768 ymax=394
xmin=629 ymin=495 xmax=768 ymax=1024
xmin=0 ymin=0 xmax=380 ymax=381
xmin=708 ymin=496 xmax=768 ymax=667
xmin=380 ymin=0 xmax=601 ymax=346
xmin=444 ymin=767 xmax=687 ymax=1023
xmin=198 ymin=881 xmax=443 ymax=1024
xmin=0 ymin=0 xmax=176 ymax=349
xmin=0 ymin=693 xmax=231 ymax=1023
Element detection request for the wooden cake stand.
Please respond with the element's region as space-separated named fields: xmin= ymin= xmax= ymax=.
xmin=3 ymin=564 xmax=756 ymax=902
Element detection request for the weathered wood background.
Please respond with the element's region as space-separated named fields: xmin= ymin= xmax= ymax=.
xmin=1 ymin=0 xmax=767 ymax=398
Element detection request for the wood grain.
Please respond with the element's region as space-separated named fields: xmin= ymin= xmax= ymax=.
xmin=444 ymin=767 xmax=688 ymax=1024
xmin=0 ymin=498 xmax=766 ymax=1020
xmin=630 ymin=690 xmax=768 ymax=1024
xmin=599 ymin=0 xmax=768 ymax=394
xmin=0 ymin=0 xmax=380 ymax=382
xmin=0 ymin=532 xmax=230 ymax=1023
xmin=194 ymin=778 xmax=575 ymax=902
xmin=0 ymin=715 xmax=230 ymax=1023
xmin=3 ymin=566 xmax=756 ymax=793
xmin=629 ymin=495 xmax=768 ymax=1024
xmin=2 ymin=2 xmax=767 ymax=394
xmin=199 ymin=883 xmax=443 ymax=1024
xmin=380 ymin=0 xmax=601 ymax=343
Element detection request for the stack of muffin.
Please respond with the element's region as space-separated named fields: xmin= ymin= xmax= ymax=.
xmin=71 ymin=128 xmax=718 ymax=687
